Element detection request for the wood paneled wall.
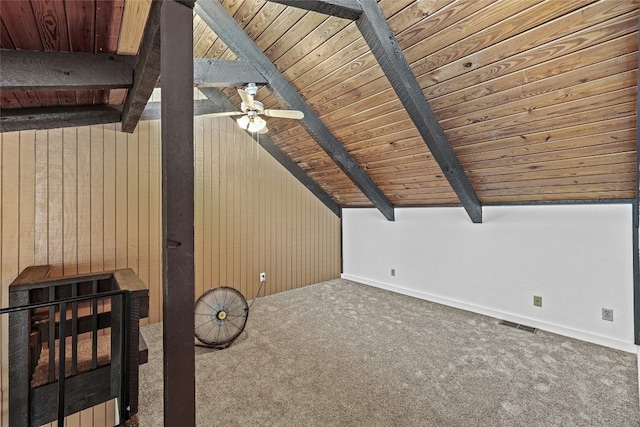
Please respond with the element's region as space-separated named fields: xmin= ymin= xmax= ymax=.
xmin=193 ymin=114 xmax=342 ymax=302
xmin=0 ymin=115 xmax=341 ymax=426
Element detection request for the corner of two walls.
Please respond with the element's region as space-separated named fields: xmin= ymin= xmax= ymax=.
xmin=342 ymin=205 xmax=635 ymax=353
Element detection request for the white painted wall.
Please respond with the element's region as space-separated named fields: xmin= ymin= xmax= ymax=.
xmin=342 ymin=205 xmax=636 ymax=352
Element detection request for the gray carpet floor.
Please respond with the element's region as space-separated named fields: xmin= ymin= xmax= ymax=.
xmin=138 ymin=279 xmax=640 ymax=426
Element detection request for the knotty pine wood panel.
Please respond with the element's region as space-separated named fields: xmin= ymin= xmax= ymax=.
xmin=0 ymin=114 xmax=341 ymax=425
xmin=409 ymin=0 xmax=585 ymax=79
xmin=477 ymin=173 xmax=636 ymax=197
xmin=221 ymin=0 xmax=246 ymax=18
xmin=0 ymin=1 xmax=42 ymax=51
xmin=255 ymin=6 xmax=308 ymax=54
xmin=260 ymin=0 xmax=507 ymax=114
xmin=231 ymin=0 xmax=265 ymax=33
xmin=264 ymin=1 xmax=632 ymax=202
xmin=389 ymin=0 xmax=479 ymax=47
xmin=462 ymin=138 xmax=635 ymax=172
xmin=448 ymin=99 xmax=636 ymax=147
xmin=0 ymin=93 xmax=20 ymax=109
xmin=31 ymin=0 xmax=69 ymax=51
xmin=460 ymin=128 xmax=635 ymax=165
xmin=455 ymin=114 xmax=636 ymax=156
xmin=192 ymin=15 xmax=232 ymax=59
xmin=271 ymin=14 xmax=346 ymax=71
xmin=421 ymin=2 xmax=635 ymax=90
xmin=95 ymin=0 xmax=124 ymax=53
xmin=446 ymin=85 xmax=636 ymax=138
xmin=288 ymin=2 xmax=483 ymax=117
xmin=422 ymin=9 xmax=638 ymax=102
xmin=436 ymin=43 xmax=638 ymax=121
xmin=473 ymin=159 xmax=635 ymax=184
xmin=117 ymin=0 xmax=151 ymax=55
xmin=467 ymin=151 xmax=636 ymax=180
xmin=265 ymin=129 xmax=370 ymax=205
xmin=318 ymin=33 xmax=635 ymax=132
xmin=0 ymin=19 xmax=14 ymax=49
xmin=193 ymin=17 xmax=216 ymax=58
xmin=479 ymin=190 xmax=633 ymax=204
xmin=269 ymin=0 xmax=473 ymax=107
xmin=67 ymin=1 xmax=95 ymax=106
xmin=241 ymin=0 xmax=287 ymax=43
xmin=316 ymin=38 xmax=633 ymax=156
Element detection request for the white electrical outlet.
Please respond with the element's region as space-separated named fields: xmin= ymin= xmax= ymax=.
xmin=260 ymin=272 xmax=266 ymax=282
xmin=602 ymin=308 xmax=613 ymax=321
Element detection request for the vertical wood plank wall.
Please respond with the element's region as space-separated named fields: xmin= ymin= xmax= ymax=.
xmin=0 ymin=116 xmax=341 ymax=426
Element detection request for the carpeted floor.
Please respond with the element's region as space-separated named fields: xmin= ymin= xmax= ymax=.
xmin=138 ymin=279 xmax=640 ymax=426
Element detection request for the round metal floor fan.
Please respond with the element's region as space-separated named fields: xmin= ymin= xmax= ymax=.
xmin=195 ymin=286 xmax=249 ymax=349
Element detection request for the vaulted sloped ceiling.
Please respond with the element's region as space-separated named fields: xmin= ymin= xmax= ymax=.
xmin=193 ymin=0 xmax=638 ymax=209
xmin=1 ymin=0 xmax=638 ymax=217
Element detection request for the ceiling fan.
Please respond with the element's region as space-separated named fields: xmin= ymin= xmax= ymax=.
xmin=209 ymin=83 xmax=304 ymax=133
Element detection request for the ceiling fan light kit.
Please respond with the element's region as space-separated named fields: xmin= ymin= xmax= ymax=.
xmin=237 ymin=113 xmax=267 ymax=133
xmin=210 ymin=83 xmax=304 ymax=134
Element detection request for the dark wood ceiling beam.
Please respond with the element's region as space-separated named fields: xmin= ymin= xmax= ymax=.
xmin=193 ymin=59 xmax=267 ymax=87
xmin=0 ymin=105 xmax=121 ymax=133
xmin=267 ymin=0 xmax=482 ymax=223
xmin=140 ymin=99 xmax=224 ymax=120
xmin=265 ymin=0 xmax=362 ymax=20
xmin=120 ymin=0 xmax=162 ymax=133
xmin=0 ymin=49 xmax=135 ymax=91
xmin=198 ymin=87 xmax=342 ymax=218
xmin=195 ymin=0 xmax=394 ymax=221
xmin=2 ymin=50 xmax=265 ymax=92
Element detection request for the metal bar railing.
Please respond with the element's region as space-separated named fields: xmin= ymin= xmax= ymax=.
xmin=71 ymin=283 xmax=78 ymax=376
xmin=0 ymin=289 xmax=126 ymax=315
xmin=92 ymin=280 xmax=99 ymax=369
xmin=48 ymin=287 xmax=55 ymax=383
xmin=2 ymin=289 xmax=130 ymax=426
xmin=57 ymin=301 xmax=67 ymax=425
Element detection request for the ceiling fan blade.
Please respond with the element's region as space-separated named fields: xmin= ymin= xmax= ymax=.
xmin=258 ymin=126 xmax=268 ymax=134
xmin=238 ymin=88 xmax=256 ymax=110
xmin=263 ymin=109 xmax=304 ymax=119
xmin=207 ymin=111 xmax=244 ymax=118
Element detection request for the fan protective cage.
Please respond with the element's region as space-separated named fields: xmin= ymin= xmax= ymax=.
xmin=195 ymin=286 xmax=249 ymax=349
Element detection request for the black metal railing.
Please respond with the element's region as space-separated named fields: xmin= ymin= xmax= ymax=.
xmin=2 ymin=289 xmax=131 ymax=426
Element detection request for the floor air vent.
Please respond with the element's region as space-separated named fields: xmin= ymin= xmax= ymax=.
xmin=499 ymin=320 xmax=538 ymax=333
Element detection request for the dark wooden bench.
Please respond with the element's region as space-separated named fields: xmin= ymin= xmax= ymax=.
xmin=8 ymin=266 xmax=149 ymax=427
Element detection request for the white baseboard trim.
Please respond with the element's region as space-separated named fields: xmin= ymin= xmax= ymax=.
xmin=341 ymin=273 xmax=638 ymax=354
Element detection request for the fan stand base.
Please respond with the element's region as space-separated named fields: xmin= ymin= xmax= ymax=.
xmin=194 ymin=330 xmax=247 ymax=350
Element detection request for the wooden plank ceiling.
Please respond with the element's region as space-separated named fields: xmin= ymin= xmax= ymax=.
xmin=0 ymin=0 xmax=150 ymax=108
xmin=1 ymin=0 xmax=638 ymax=210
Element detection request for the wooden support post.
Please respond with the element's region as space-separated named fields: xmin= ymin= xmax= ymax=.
xmin=161 ymin=1 xmax=196 ymax=426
